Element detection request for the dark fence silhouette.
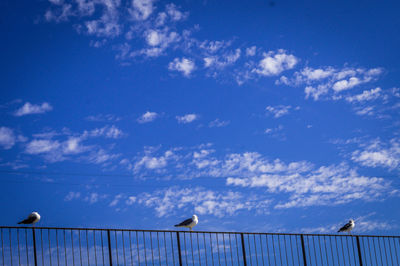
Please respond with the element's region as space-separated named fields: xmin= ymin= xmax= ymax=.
xmin=0 ymin=226 xmax=399 ymax=265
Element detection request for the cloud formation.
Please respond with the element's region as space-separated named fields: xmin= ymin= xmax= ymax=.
xmin=14 ymin=102 xmax=53 ymax=116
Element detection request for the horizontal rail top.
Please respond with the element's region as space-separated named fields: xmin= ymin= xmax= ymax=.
xmin=0 ymin=226 xmax=398 ymax=238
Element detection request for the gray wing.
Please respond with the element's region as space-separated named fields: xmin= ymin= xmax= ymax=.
xmin=18 ymin=216 xmax=36 ymax=224
xmin=175 ymin=218 xmax=193 ymax=227
xmin=338 ymin=222 xmax=351 ymax=232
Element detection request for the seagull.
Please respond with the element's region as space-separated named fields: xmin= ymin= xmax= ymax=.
xmin=338 ymin=219 xmax=355 ymax=234
xmin=18 ymin=212 xmax=41 ymax=226
xmin=174 ymin=215 xmax=198 ymax=231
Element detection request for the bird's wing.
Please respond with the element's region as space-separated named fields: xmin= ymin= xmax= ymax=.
xmin=18 ymin=216 xmax=37 ymax=224
xmin=175 ymin=218 xmax=193 ymax=227
xmin=338 ymin=222 xmax=351 ymax=232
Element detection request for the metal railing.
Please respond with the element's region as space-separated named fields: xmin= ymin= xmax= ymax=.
xmin=0 ymin=226 xmax=399 ymax=265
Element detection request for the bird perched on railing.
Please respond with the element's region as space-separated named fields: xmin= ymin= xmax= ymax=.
xmin=18 ymin=212 xmax=41 ymax=226
xmin=174 ymin=215 xmax=198 ymax=231
xmin=338 ymin=219 xmax=355 ymax=234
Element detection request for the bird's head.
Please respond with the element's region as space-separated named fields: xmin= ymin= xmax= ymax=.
xmin=349 ymin=219 xmax=354 ymax=224
xmin=192 ymin=214 xmax=198 ymax=221
xmin=32 ymin=212 xmax=41 ymax=219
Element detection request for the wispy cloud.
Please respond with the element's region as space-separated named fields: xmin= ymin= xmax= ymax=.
xmin=0 ymin=127 xmax=16 ymax=149
xmin=85 ymin=114 xmax=121 ymax=122
xmin=14 ymin=102 xmax=53 ymax=116
xmin=265 ymin=105 xmax=294 ymax=118
xmin=176 ymin=114 xmax=198 ymax=123
xmin=278 ymin=66 xmax=383 ymax=101
xmin=208 ymin=119 xmax=230 ymax=128
xmin=168 ymin=58 xmax=195 ymax=77
xmin=136 ymin=186 xmax=271 ymax=217
xmin=64 ymin=191 xmax=81 ymax=201
xmin=137 ymin=111 xmax=158 ymax=123
xmin=352 ymin=138 xmax=400 ymax=169
xmin=252 ymin=50 xmax=298 ymax=76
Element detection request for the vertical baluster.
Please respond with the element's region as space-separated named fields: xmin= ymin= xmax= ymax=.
xmin=228 ymin=234 xmax=233 ymax=266
xmin=169 ymin=232 xmax=175 ymax=266
xmin=163 ymin=232 xmax=168 ymax=266
xmin=176 ymin=232 xmax=183 ymax=266
xmin=122 ymin=231 xmax=126 ymax=266
xmin=56 ymin=230 xmax=60 ymax=266
xmin=25 ymin=229 xmax=30 ymax=266
xmin=114 ymin=231 xmax=119 ymax=266
xmin=150 ymin=232 xmax=154 ymax=266
xmin=196 ymin=233 xmax=201 ymax=266
xmin=63 ymin=230 xmax=67 ymax=266
xmin=9 ymin=229 xmax=13 ymax=266
xmin=222 ymin=234 xmax=227 ymax=266
xmin=240 ymin=234 xmax=247 ymax=266
xmin=136 ymin=231 xmax=141 ymax=266
xmin=300 ymin=235 xmax=307 ymax=266
xmin=101 ymin=231 xmax=105 ymax=266
xmin=93 ymin=231 xmax=97 ymax=266
xmin=71 ymin=230 xmax=75 ymax=266
xmin=106 ymin=230 xmax=113 ymax=266
xmin=129 ymin=232 xmax=133 ymax=266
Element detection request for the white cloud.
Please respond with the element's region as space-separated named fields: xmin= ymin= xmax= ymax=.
xmin=109 ymin=193 xmax=123 ymax=207
xmin=285 ymin=66 xmax=384 ymax=101
xmin=332 ymin=77 xmax=361 ymax=92
xmin=354 ymin=106 xmax=375 ymax=116
xmin=85 ymin=193 xmax=99 ymax=204
xmin=137 ymin=111 xmax=158 ymax=123
xmin=300 ymin=67 xmax=334 ymax=81
xmin=121 ymin=146 xmax=396 ymax=210
xmin=265 ymin=105 xmax=292 ymax=118
xmin=84 ymin=0 xmax=121 ymax=37
xmin=14 ymin=102 xmax=53 ymax=116
xmin=25 ymin=139 xmax=60 ymax=154
xmin=165 ymin=3 xmax=188 ymax=21
xmin=226 ymin=163 xmax=392 ymax=209
xmin=208 ymin=119 xmax=230 ymax=128
xmin=253 ymin=50 xmax=298 ymax=76
xmin=0 ymin=127 xmax=16 ymax=149
xmin=346 ymin=87 xmax=382 ymax=102
xmin=134 ymin=150 xmax=175 ymax=172
xmin=83 ymin=125 xmax=124 ymax=139
xmin=85 ymin=114 xmax=121 ymax=122
xmin=129 ymin=0 xmax=154 ymax=21
xmin=352 ymin=138 xmax=400 ymax=169
xmin=64 ymin=191 xmax=81 ymax=201
xmin=176 ymin=114 xmax=198 ymax=123
xmin=203 ymin=49 xmax=241 ymax=69
xmin=136 ymin=186 xmax=270 ymax=217
xmin=87 ymin=149 xmax=120 ymax=164
xmin=126 ymin=196 xmax=137 ymax=205
xmin=168 ymin=58 xmax=195 ymax=77
xmin=245 ymin=46 xmax=256 ymax=56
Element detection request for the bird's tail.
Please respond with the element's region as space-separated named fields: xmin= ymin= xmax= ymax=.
xmin=174 ymin=224 xmax=181 ymax=227
xmin=18 ymin=221 xmax=23 ymax=225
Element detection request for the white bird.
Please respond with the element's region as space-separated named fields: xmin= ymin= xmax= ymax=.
xmin=18 ymin=212 xmax=41 ymax=225
xmin=174 ymin=215 xmax=198 ymax=231
xmin=338 ymin=219 xmax=355 ymax=234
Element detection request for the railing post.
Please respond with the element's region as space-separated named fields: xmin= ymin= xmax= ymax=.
xmin=300 ymin=234 xmax=307 ymax=266
xmin=107 ymin=230 xmax=113 ymax=266
xmin=240 ymin=233 xmax=247 ymax=266
xmin=356 ymin=236 xmax=363 ymax=266
xmin=32 ymin=228 xmax=38 ymax=266
xmin=176 ymin=232 xmax=183 ymax=266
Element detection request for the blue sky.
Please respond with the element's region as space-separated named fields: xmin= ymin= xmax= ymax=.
xmin=1 ymin=0 xmax=399 ymax=234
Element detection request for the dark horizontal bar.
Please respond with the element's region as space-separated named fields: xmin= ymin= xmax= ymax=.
xmin=0 ymin=226 xmax=398 ymax=238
